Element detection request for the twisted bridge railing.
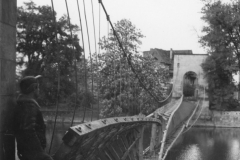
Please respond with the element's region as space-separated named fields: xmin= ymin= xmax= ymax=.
xmin=53 ymin=115 xmax=161 ymax=160
xmin=53 ymin=96 xmax=202 ymax=160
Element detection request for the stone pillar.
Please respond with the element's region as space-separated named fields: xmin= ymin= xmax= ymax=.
xmin=0 ymin=0 xmax=17 ymax=160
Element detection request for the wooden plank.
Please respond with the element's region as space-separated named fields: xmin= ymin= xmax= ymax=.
xmin=119 ymin=136 xmax=132 ymax=160
xmin=105 ymin=150 xmax=114 ymax=160
xmin=127 ymin=132 xmax=136 ymax=160
xmin=105 ymin=146 xmax=120 ymax=160
xmin=114 ymin=138 xmax=125 ymax=155
xmin=121 ymin=136 xmax=140 ymax=160
xmin=97 ymin=149 xmax=110 ymax=160
xmin=98 ymin=127 xmax=119 ymax=149
xmin=107 ymin=145 xmax=121 ymax=160
xmin=129 ymin=130 xmax=138 ymax=159
xmin=150 ymin=123 xmax=157 ymax=154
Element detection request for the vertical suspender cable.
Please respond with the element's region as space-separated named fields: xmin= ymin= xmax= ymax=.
xmin=91 ymin=0 xmax=97 ymax=57
xmin=83 ymin=0 xmax=94 ymax=121
xmin=107 ymin=16 xmax=110 ymax=118
xmin=107 ymin=19 xmax=109 ymax=38
xmin=90 ymin=0 xmax=97 ymax=121
xmin=97 ymin=2 xmax=101 ymax=119
xmin=120 ymin=47 xmax=122 ymax=109
xmin=76 ymin=0 xmax=88 ymax=94
xmin=76 ymin=0 xmax=88 ymax=123
xmin=83 ymin=0 xmax=94 ymax=93
xmin=113 ymin=49 xmax=116 ymax=116
xmin=49 ymin=0 xmax=60 ymax=154
xmin=114 ymin=37 xmax=117 ymax=116
xmin=107 ymin=16 xmax=114 ymax=117
xmin=64 ymin=0 xmax=79 ymax=127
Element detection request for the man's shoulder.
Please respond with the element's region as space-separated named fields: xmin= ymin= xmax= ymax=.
xmin=16 ymin=95 xmax=41 ymax=110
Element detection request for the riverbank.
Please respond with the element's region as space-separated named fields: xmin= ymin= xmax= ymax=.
xmin=190 ymin=103 xmax=240 ymax=128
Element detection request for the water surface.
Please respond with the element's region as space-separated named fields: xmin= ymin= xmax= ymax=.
xmin=166 ymin=127 xmax=240 ymax=160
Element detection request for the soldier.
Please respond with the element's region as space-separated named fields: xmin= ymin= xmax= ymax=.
xmin=14 ymin=75 xmax=53 ymax=160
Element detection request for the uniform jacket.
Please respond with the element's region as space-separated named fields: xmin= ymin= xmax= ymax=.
xmin=14 ymin=94 xmax=47 ymax=159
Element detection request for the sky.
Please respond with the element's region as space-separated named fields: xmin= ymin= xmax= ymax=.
xmin=17 ymin=0 xmax=231 ymax=55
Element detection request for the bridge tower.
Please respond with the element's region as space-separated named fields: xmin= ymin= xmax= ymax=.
xmin=172 ymin=53 xmax=208 ymax=98
xmin=0 ymin=0 xmax=17 ymax=160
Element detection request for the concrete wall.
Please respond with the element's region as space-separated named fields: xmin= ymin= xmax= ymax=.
xmin=0 ymin=0 xmax=17 ymax=159
xmin=172 ymin=54 xmax=208 ymax=98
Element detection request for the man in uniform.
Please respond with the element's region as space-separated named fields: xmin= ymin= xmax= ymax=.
xmin=14 ymin=75 xmax=53 ymax=160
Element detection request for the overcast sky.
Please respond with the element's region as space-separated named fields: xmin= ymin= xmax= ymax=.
xmin=17 ymin=0 xmax=232 ymax=54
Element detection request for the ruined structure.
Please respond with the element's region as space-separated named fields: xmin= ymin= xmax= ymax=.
xmin=0 ymin=1 xmax=207 ymax=159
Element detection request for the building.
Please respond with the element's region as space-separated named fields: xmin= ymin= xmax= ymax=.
xmin=143 ymin=48 xmax=208 ymax=99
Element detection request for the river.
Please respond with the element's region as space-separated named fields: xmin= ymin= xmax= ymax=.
xmin=45 ymin=124 xmax=240 ymax=159
xmin=166 ymin=127 xmax=240 ymax=160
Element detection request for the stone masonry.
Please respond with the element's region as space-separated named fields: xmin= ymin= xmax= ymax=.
xmin=0 ymin=0 xmax=17 ymax=160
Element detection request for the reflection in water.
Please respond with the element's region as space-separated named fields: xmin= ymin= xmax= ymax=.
xmin=227 ymin=139 xmax=240 ymax=160
xmin=177 ymin=144 xmax=202 ymax=160
xmin=166 ymin=128 xmax=240 ymax=160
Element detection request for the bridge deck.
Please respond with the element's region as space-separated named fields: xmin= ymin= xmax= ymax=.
xmin=152 ymin=98 xmax=180 ymax=120
xmin=144 ymin=99 xmax=199 ymax=160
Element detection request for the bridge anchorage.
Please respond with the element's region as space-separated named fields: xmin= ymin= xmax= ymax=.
xmin=53 ymin=94 xmax=203 ymax=160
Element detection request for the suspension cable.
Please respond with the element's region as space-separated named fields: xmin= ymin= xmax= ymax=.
xmin=64 ymin=0 xmax=79 ymax=127
xmin=119 ymin=45 xmax=122 ymax=109
xmin=113 ymin=48 xmax=116 ymax=116
xmin=76 ymin=0 xmax=87 ymax=91
xmin=90 ymin=0 xmax=98 ymax=121
xmin=83 ymin=0 xmax=94 ymax=93
xmin=83 ymin=0 xmax=94 ymax=121
xmin=91 ymin=0 xmax=97 ymax=53
xmin=76 ymin=0 xmax=88 ymax=123
xmin=97 ymin=2 xmax=101 ymax=119
xmin=48 ymin=0 xmax=60 ymax=154
xmin=99 ymin=0 xmax=161 ymax=104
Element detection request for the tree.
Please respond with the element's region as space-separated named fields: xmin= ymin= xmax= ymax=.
xmin=200 ymin=0 xmax=240 ymax=110
xmin=17 ymin=1 xmax=83 ymax=105
xmin=96 ymin=19 xmax=170 ymax=117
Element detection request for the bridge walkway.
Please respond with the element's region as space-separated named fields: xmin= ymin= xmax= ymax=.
xmin=160 ymin=100 xmax=202 ymax=160
xmin=144 ymin=97 xmax=201 ymax=160
xmin=154 ymin=99 xmax=179 ymax=120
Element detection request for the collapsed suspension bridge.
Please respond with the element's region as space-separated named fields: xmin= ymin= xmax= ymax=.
xmin=52 ymin=94 xmax=205 ymax=160
xmin=49 ymin=1 xmax=206 ymax=160
xmin=0 ymin=0 xmax=208 ymax=160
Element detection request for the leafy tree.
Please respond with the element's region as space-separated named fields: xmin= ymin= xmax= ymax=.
xmin=200 ymin=0 xmax=240 ymax=110
xmin=96 ymin=19 xmax=170 ymax=117
xmin=17 ymin=1 xmax=83 ymax=105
